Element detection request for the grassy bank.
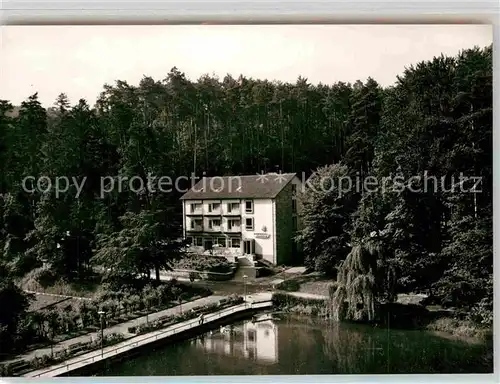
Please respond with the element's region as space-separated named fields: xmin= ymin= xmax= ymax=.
xmin=275 ymin=273 xmax=334 ymax=296
xmin=18 ymin=269 xmax=102 ymax=298
xmin=426 ymin=318 xmax=492 ymax=341
xmin=272 ymin=292 xmax=329 ymax=317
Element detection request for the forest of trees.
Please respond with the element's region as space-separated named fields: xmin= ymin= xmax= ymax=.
xmin=0 ymin=45 xmax=492 ymax=337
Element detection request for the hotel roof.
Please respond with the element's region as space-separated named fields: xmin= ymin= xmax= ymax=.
xmin=180 ymin=173 xmax=297 ymax=200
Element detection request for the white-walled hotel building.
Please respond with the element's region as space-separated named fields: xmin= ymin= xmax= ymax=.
xmin=180 ymin=173 xmax=302 ymax=266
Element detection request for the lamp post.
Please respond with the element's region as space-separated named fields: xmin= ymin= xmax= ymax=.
xmin=98 ymin=310 xmax=106 ymax=358
xmin=49 ymin=330 xmax=54 ymax=358
xmin=243 ymin=274 xmax=248 ymax=306
xmin=178 ymin=295 xmax=183 ymax=314
xmin=213 ymin=244 xmax=220 ymax=256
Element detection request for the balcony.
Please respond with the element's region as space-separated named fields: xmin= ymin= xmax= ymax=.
xmin=223 ymin=203 xmax=241 ymax=216
xmin=187 ymin=204 xmax=203 ymax=215
xmin=205 ymin=204 xmax=222 ymax=215
xmin=187 ymin=219 xmax=203 ymax=232
xmin=205 ymin=217 xmax=222 ymax=232
xmin=205 ymin=225 xmax=222 ymax=232
xmin=223 ymin=224 xmax=241 ymax=233
xmin=223 ymin=218 xmax=241 ymax=233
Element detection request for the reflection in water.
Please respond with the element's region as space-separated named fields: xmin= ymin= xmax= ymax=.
xmin=194 ymin=319 xmax=278 ymax=363
xmin=96 ymin=315 xmax=492 ymax=376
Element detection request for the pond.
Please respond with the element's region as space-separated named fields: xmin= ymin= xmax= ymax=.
xmin=96 ymin=316 xmax=492 ymax=375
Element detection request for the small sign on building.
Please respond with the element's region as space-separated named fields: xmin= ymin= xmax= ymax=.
xmin=255 ymin=233 xmax=271 ymax=239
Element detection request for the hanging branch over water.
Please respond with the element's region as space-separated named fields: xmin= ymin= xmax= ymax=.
xmin=330 ymin=234 xmax=396 ymax=322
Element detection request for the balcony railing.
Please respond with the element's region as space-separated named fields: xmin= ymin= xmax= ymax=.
xmin=205 ymin=208 xmax=221 ymax=215
xmin=205 ymin=225 xmax=222 ymax=232
xmin=187 ymin=206 xmax=203 ymax=215
xmin=223 ymin=225 xmax=241 ymax=233
xmin=188 ymin=222 xmax=203 ymax=231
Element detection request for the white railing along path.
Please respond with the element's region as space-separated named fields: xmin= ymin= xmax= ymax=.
xmin=25 ymin=300 xmax=272 ymax=378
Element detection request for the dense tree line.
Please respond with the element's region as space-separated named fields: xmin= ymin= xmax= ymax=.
xmin=0 ymin=45 xmax=492 ymax=335
xmin=298 ymin=46 xmax=492 ymax=324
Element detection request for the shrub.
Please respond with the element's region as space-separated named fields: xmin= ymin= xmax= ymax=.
xmin=104 ymin=299 xmax=119 ymax=320
xmin=128 ymin=294 xmax=142 ymax=311
xmin=54 ymin=348 xmax=70 ymax=360
xmin=173 ymin=255 xmax=233 ymax=273
xmin=144 ymin=291 xmax=158 ymax=311
xmin=272 ymin=292 xmax=327 ymax=308
xmin=31 ymin=354 xmax=54 ymax=369
xmin=156 ymin=285 xmax=170 ymax=305
xmin=468 ymin=297 xmax=493 ymax=326
xmin=157 ymin=314 xmax=175 ymax=324
xmin=277 ymin=279 xmax=301 ymax=292
xmin=103 ymin=332 xmax=125 ymax=346
xmin=199 ymin=303 xmax=219 ymax=314
xmin=426 ymin=317 xmax=491 ymax=340
xmin=0 ymin=363 xmax=13 ymax=377
xmin=21 ymin=266 xmax=58 ymax=290
xmin=135 ymin=321 xmax=163 ymax=335
xmin=77 ymin=301 xmax=92 ymax=328
xmin=174 ymin=312 xmax=193 ymax=322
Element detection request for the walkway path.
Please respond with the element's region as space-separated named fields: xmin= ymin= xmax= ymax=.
xmin=4 ymin=295 xmax=224 ymax=365
xmin=281 ymin=291 xmax=328 ymax=300
xmin=24 ymin=295 xmax=273 ymax=378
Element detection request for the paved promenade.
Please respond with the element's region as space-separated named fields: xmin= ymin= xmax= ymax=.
xmin=283 ymin=291 xmax=328 ymax=300
xmin=5 ymin=295 xmax=224 ymax=365
xmin=24 ymin=293 xmax=273 ymax=377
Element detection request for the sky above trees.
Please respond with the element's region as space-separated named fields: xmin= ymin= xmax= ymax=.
xmin=0 ymin=24 xmax=492 ymax=106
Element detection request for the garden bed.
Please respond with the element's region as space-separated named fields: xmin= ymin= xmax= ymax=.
xmin=0 ymin=333 xmax=125 ymax=377
xmin=172 ymin=255 xmax=235 ymax=275
xmin=0 ymin=294 xmax=244 ymax=377
xmin=127 ymin=294 xmax=244 ymax=335
xmin=170 ymin=268 xmax=235 ymax=281
xmin=1 ymin=281 xmax=212 ymax=364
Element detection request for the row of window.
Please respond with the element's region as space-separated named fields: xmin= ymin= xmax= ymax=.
xmin=191 ymin=218 xmax=295 ymax=232
xmin=191 ymin=201 xmax=294 ymax=216
xmin=186 ymin=236 xmax=241 ymax=248
xmin=189 ymin=218 xmax=254 ymax=231
xmin=189 ymin=201 xmax=254 ymax=214
xmin=186 ymin=236 xmax=256 ymax=254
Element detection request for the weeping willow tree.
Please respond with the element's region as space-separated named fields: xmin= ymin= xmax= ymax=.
xmin=330 ymin=233 xmax=396 ymax=322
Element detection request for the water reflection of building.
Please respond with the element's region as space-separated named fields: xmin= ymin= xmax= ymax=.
xmin=194 ymin=319 xmax=278 ymax=364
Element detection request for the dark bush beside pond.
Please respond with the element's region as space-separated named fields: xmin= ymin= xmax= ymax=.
xmin=272 ymin=292 xmax=327 ymax=307
xmin=276 ymin=279 xmax=301 ymax=292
